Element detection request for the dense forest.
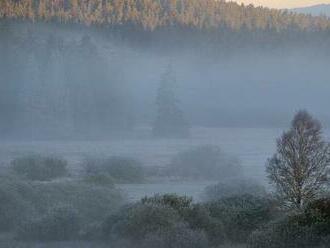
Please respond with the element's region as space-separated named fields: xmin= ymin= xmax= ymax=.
xmin=1 ymin=0 xmax=330 ymax=31
xmin=1 ymin=0 xmax=330 ymax=139
xmin=0 ymin=23 xmax=134 ymax=138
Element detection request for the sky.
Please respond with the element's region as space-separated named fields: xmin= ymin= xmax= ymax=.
xmin=232 ymin=0 xmax=330 ymax=9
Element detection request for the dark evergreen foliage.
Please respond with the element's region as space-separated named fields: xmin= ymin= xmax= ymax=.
xmin=152 ymin=65 xmax=189 ymax=138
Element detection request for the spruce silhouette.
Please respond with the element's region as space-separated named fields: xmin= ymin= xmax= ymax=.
xmin=152 ymin=65 xmax=189 ymax=138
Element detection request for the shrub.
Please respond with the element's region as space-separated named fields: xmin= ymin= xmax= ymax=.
xmin=184 ymin=204 xmax=225 ymax=246
xmin=142 ymin=223 xmax=209 ymax=248
xmin=141 ymin=194 xmax=193 ymax=214
xmin=247 ymin=198 xmax=330 ymax=248
xmin=247 ymin=218 xmax=319 ymax=248
xmin=167 ymin=145 xmax=242 ymax=180
xmin=206 ymin=194 xmax=274 ymax=243
xmin=83 ymin=174 xmax=115 ymax=187
xmin=0 ymin=173 xmax=124 ymax=239
xmin=103 ymin=202 xmax=181 ymax=241
xmin=202 ymin=179 xmax=267 ymax=202
xmin=142 ymin=194 xmax=226 ymax=245
xmin=29 ymin=181 xmax=123 ymax=223
xmin=11 ymin=155 xmax=68 ymax=181
xmin=83 ymin=156 xmax=145 ymax=183
xmin=0 ymin=175 xmax=35 ymax=232
xmin=17 ymin=204 xmax=80 ymax=241
xmin=79 ymin=222 xmax=104 ymax=241
xmin=320 ymin=236 xmax=330 ymax=247
xmin=103 ymin=194 xmax=226 ymax=247
xmin=9 ymin=180 xmax=123 ymax=241
xmin=301 ymin=198 xmax=330 ymax=236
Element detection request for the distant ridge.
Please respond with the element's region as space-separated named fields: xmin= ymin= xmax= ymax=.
xmin=292 ymin=4 xmax=330 ymax=17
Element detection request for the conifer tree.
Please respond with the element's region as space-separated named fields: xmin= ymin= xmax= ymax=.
xmin=152 ymin=65 xmax=189 ymax=138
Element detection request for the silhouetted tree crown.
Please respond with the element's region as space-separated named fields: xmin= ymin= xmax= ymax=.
xmin=153 ymin=65 xmax=189 ymax=138
xmin=267 ymin=110 xmax=330 ymax=211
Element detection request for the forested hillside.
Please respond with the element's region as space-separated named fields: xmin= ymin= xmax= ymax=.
xmin=0 ymin=23 xmax=135 ymax=139
xmin=1 ymin=0 xmax=330 ymax=31
xmin=1 ymin=1 xmax=330 ymax=139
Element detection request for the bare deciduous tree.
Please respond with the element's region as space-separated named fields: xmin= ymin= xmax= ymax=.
xmin=267 ymin=110 xmax=330 ymax=210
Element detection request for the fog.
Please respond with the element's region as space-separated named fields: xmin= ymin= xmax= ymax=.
xmin=1 ymin=22 xmax=330 ymax=140
xmin=1 ymin=20 xmax=330 ymax=248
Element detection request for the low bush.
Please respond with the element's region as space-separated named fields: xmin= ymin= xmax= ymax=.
xmin=103 ymin=202 xmax=181 ymax=241
xmin=103 ymin=194 xmax=226 ymax=247
xmin=184 ymin=204 xmax=225 ymax=246
xmin=247 ymin=198 xmax=330 ymax=248
xmin=247 ymin=218 xmax=319 ymax=248
xmin=301 ymin=198 xmax=330 ymax=236
xmin=0 ymin=175 xmax=35 ymax=232
xmin=166 ymin=145 xmax=242 ymax=180
xmin=141 ymin=194 xmax=225 ymax=245
xmin=29 ymin=181 xmax=123 ymax=223
xmin=206 ymin=194 xmax=275 ymax=243
xmin=320 ymin=236 xmax=330 ymax=247
xmin=202 ymin=179 xmax=267 ymax=202
xmin=141 ymin=194 xmax=193 ymax=214
xmin=142 ymin=223 xmax=209 ymax=248
xmin=79 ymin=222 xmax=104 ymax=241
xmin=83 ymin=156 xmax=145 ymax=183
xmin=17 ymin=204 xmax=81 ymax=241
xmin=0 ymin=174 xmax=124 ymax=240
xmin=83 ymin=174 xmax=115 ymax=187
xmin=11 ymin=155 xmax=68 ymax=181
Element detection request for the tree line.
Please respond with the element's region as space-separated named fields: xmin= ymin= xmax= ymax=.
xmin=1 ymin=0 xmax=330 ymax=32
xmin=0 ymin=26 xmax=134 ymax=139
xmin=0 ymin=21 xmax=188 ymax=139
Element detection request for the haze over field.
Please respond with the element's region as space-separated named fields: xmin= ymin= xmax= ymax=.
xmin=1 ymin=1 xmax=330 ymax=247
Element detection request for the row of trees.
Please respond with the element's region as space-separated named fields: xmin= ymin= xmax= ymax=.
xmin=0 ymin=20 xmax=189 ymax=139
xmin=0 ymin=23 xmax=134 ymax=138
xmin=1 ymin=0 xmax=330 ymax=31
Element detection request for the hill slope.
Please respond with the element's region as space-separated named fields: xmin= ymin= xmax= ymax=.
xmin=292 ymin=4 xmax=330 ymax=17
xmin=1 ymin=0 xmax=330 ymax=31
